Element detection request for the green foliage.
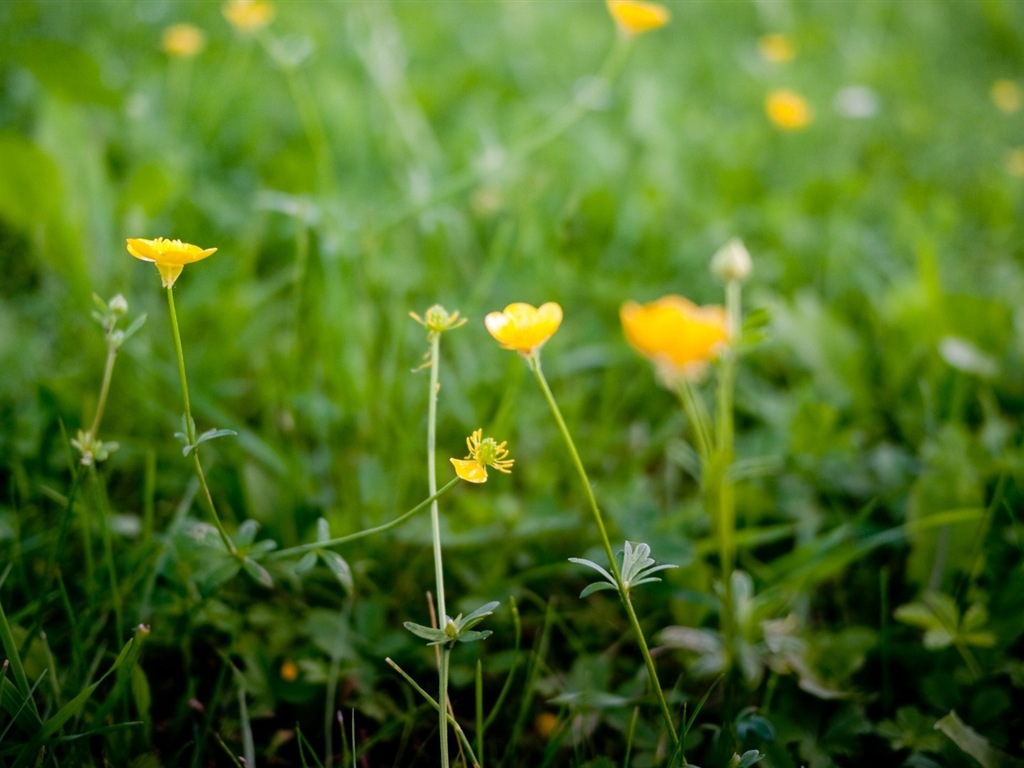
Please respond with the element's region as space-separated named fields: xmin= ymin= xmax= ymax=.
xmin=2 ymin=0 xmax=1024 ymax=765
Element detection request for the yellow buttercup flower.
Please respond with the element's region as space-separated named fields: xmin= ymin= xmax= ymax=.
xmin=223 ymin=0 xmax=274 ymax=33
xmin=450 ymin=429 xmax=514 ymax=484
xmin=127 ymin=237 xmax=218 ymax=289
xmin=606 ymin=0 xmax=670 ymax=37
xmin=621 ymin=295 xmax=730 ymax=384
xmin=162 ymin=24 xmax=206 ymax=58
xmin=765 ymin=89 xmax=812 ymax=130
xmin=991 ymin=79 xmax=1022 ymax=114
xmin=758 ymin=33 xmax=796 ymax=64
xmin=485 ymin=302 xmax=563 ymax=357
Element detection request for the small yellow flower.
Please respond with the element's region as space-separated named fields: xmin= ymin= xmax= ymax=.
xmin=765 ymin=89 xmax=812 ymax=130
xmin=758 ymin=33 xmax=796 ymax=64
xmin=162 ymin=23 xmax=206 ymax=58
xmin=621 ymin=295 xmax=730 ymax=384
xmin=450 ymin=429 xmax=514 ymax=484
xmin=485 ymin=302 xmax=563 ymax=356
xmin=606 ymin=0 xmax=670 ymax=37
xmin=280 ymin=660 xmax=299 ymax=682
xmin=127 ymin=237 xmax=218 ymax=289
xmin=223 ymin=0 xmax=274 ymax=33
xmin=991 ymin=79 xmax=1022 ymax=114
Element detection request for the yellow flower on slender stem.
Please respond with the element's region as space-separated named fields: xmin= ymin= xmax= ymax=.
xmin=765 ymin=89 xmax=812 ymax=130
xmin=621 ymin=295 xmax=730 ymax=385
xmin=606 ymin=0 xmax=671 ymax=37
xmin=126 ymin=237 xmax=218 ymax=289
xmin=450 ymin=429 xmax=514 ymax=484
xmin=223 ymin=0 xmax=274 ymax=33
xmin=485 ymin=302 xmax=563 ymax=357
xmin=162 ymin=24 xmax=206 ymax=58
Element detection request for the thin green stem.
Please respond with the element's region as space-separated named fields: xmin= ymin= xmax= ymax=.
xmin=267 ymin=477 xmax=459 ymax=560
xmin=425 ymin=331 xmax=450 ymax=768
xmin=713 ymin=280 xmax=742 ymax=669
xmin=165 ymin=287 xmax=237 ymax=555
xmin=87 ymin=344 xmax=118 ymax=440
xmin=385 ymin=657 xmax=482 ymax=768
xmin=89 ymin=465 xmax=123 ymax=645
xmin=528 ymin=354 xmax=679 ymax=750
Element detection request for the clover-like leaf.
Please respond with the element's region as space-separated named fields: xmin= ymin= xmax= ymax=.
xmin=404 ymin=621 xmax=451 ymax=645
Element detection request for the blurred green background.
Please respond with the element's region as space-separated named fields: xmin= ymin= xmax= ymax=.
xmin=1 ymin=0 xmax=1023 ymax=765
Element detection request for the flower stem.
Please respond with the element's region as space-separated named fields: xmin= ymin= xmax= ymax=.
xmin=87 ymin=342 xmax=118 ymax=442
xmin=713 ymin=280 xmax=741 ymax=668
xmin=426 ymin=331 xmax=450 ymax=768
xmin=165 ymin=287 xmax=237 ymax=556
xmin=267 ymin=477 xmax=460 ymax=560
xmin=528 ymin=354 xmax=679 ymax=750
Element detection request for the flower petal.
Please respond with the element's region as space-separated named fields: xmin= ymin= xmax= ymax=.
xmin=451 ymin=458 xmax=488 ymax=484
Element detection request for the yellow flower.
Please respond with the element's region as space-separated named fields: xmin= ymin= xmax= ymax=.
xmin=450 ymin=429 xmax=514 ymax=484
xmin=223 ymin=0 xmax=274 ymax=33
xmin=1006 ymin=148 xmax=1024 ymax=178
xmin=991 ymin=79 xmax=1022 ymax=114
xmin=758 ymin=33 xmax=796 ymax=63
xmin=765 ymin=89 xmax=812 ymax=130
xmin=280 ymin=660 xmax=299 ymax=682
xmin=162 ymin=24 xmax=206 ymax=57
xmin=606 ymin=0 xmax=670 ymax=37
xmin=621 ymin=295 xmax=730 ymax=384
xmin=485 ymin=302 xmax=563 ymax=356
xmin=127 ymin=237 xmax=218 ymax=289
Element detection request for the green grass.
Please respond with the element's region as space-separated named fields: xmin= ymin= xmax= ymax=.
xmin=2 ymin=0 xmax=1024 ymax=765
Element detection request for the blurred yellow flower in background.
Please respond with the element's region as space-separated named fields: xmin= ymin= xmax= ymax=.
xmin=758 ymin=33 xmax=796 ymax=63
xmin=765 ymin=89 xmax=812 ymax=130
xmin=162 ymin=24 xmax=206 ymax=58
xmin=991 ymin=79 xmax=1022 ymax=113
xmin=485 ymin=302 xmax=563 ymax=356
xmin=451 ymin=429 xmax=514 ymax=484
xmin=606 ymin=0 xmax=670 ymax=37
xmin=223 ymin=0 xmax=274 ymax=33
xmin=1006 ymin=148 xmax=1024 ymax=178
xmin=621 ymin=295 xmax=730 ymax=384
xmin=127 ymin=237 xmax=218 ymax=289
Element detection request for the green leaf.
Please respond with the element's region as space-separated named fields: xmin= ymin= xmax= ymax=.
xmin=403 ymin=622 xmax=449 ymax=645
xmin=319 ymin=551 xmax=353 ymax=593
xmin=242 ymin=557 xmax=273 ymax=588
xmin=316 ymin=518 xmax=331 ymax=543
xmin=0 ymin=132 xmax=62 ymax=231
xmin=295 ymin=551 xmax=317 ymax=574
xmin=14 ymin=39 xmax=119 ymax=106
xmin=580 ymin=581 xmax=618 ymax=598
xmin=12 ymin=634 xmax=138 ymax=768
xmin=456 ymin=629 xmax=493 ymax=644
xmin=935 ymin=710 xmax=1024 ymax=768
